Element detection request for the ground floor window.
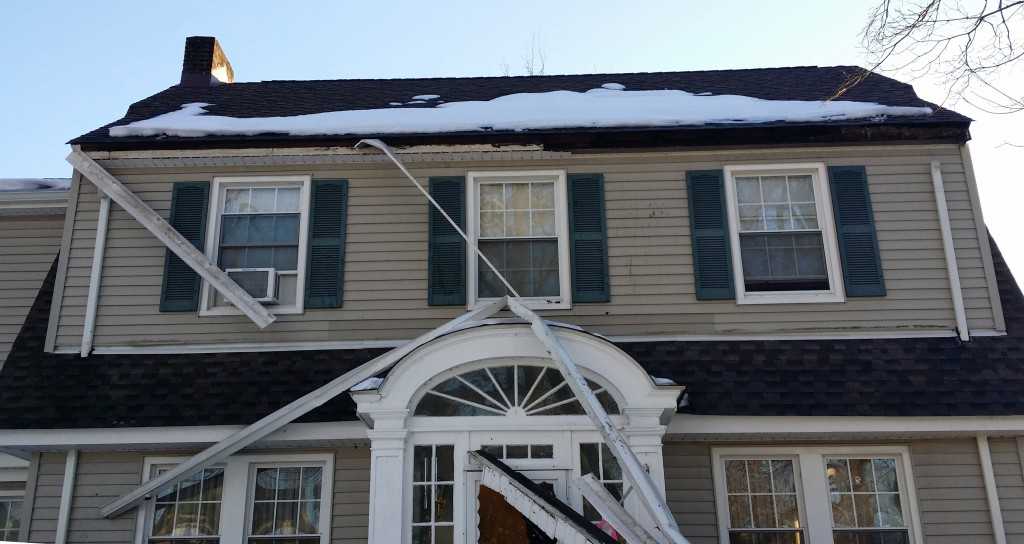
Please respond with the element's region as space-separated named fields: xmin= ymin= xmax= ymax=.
xmin=712 ymin=447 xmax=921 ymax=544
xmin=0 ymin=493 xmax=22 ymax=541
xmin=138 ymin=454 xmax=333 ymax=544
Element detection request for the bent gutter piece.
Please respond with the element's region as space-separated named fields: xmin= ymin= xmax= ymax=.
xmin=66 ymin=149 xmax=275 ymax=328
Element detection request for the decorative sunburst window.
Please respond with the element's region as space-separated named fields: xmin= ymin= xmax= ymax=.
xmin=414 ymin=364 xmax=619 ymax=416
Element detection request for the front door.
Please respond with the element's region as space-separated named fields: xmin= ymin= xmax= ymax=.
xmin=465 ymin=469 xmax=568 ymax=544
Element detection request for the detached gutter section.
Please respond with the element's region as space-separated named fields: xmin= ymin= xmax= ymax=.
xmin=931 ymin=160 xmax=970 ymax=341
xmin=66 ymin=148 xmax=275 ymax=328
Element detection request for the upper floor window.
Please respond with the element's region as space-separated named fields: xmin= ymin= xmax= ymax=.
xmin=248 ymin=464 xmax=326 ymax=544
xmin=0 ymin=493 xmax=22 ymax=541
xmin=724 ymin=163 xmax=845 ymax=304
xmin=467 ymin=171 xmax=571 ymax=309
xmin=147 ymin=466 xmax=224 ymax=544
xmin=201 ymin=176 xmax=311 ymax=315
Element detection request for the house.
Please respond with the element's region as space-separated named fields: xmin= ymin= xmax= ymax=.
xmin=1 ymin=34 xmax=1023 ymax=543
xmin=0 ymin=178 xmax=69 ymax=541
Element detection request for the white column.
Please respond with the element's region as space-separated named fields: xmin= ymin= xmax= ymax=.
xmin=367 ymin=411 xmax=409 ymax=544
xmin=623 ymin=408 xmax=670 ymax=534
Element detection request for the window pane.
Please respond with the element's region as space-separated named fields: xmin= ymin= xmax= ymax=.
xmin=791 ymin=203 xmax=819 ymax=229
xmin=728 ymin=495 xmax=752 ymax=529
xmin=178 ymin=472 xmax=203 ymax=502
xmin=771 ymin=460 xmax=796 ymax=493
xmin=505 ymin=210 xmax=531 ymax=236
xmin=435 ymin=484 xmax=454 ymax=522
xmin=481 ymin=444 xmax=503 ymax=458
xmin=850 ymin=459 xmax=876 ymax=493
xmin=412 ymin=485 xmax=430 ymax=523
xmin=736 ymin=178 xmax=761 ymax=204
xmin=506 ymin=445 xmax=528 ymax=459
xmin=762 ymin=176 xmax=788 ymax=202
xmin=151 ymin=504 xmax=176 ymax=536
xmin=739 ymin=204 xmax=765 ymax=231
xmin=273 ymin=215 xmax=300 ymax=244
xmin=198 ymin=503 xmax=220 ymax=535
xmin=435 ymin=525 xmax=454 ymax=544
xmin=729 ymin=531 xmax=803 ymax=544
xmin=873 ymin=459 xmax=899 ymax=493
xmin=831 ymin=493 xmax=856 ymax=528
xmin=877 ymin=494 xmax=905 ymax=527
xmin=245 ymin=247 xmax=274 ymax=268
xmin=300 ymin=468 xmax=322 ymax=501
xmin=480 ymin=211 xmax=504 ymax=237
xmin=277 ymin=188 xmax=300 ymax=212
xmin=225 ymin=188 xmax=249 ymax=213
xmin=273 ymin=500 xmax=298 ymax=534
xmin=726 ymin=460 xmax=749 ymax=493
xmin=5 ymin=501 xmax=20 ymax=530
xmin=751 ymin=494 xmax=775 ymax=528
xmin=531 ymin=183 xmax=554 ymax=209
xmin=436 ymin=446 xmax=454 ymax=482
xmin=775 ymin=494 xmax=800 ymax=528
xmin=249 ymin=215 xmax=275 ymax=242
xmin=854 ymin=494 xmax=878 ymax=527
xmin=832 ymin=530 xmax=910 ymax=544
xmin=580 ymin=443 xmax=599 ymax=477
xmin=764 ymin=204 xmax=792 ymax=231
xmin=480 ymin=184 xmax=504 ymax=211
xmin=276 ymin=274 xmax=298 ymax=306
xmin=273 ymin=247 xmax=298 ymax=271
xmin=255 ymin=468 xmax=279 ymax=500
xmin=222 ymin=216 xmax=250 ymax=244
xmin=203 ymin=468 xmax=224 ymax=501
xmin=413 ymin=446 xmax=432 ymax=482
xmin=532 ymin=445 xmax=554 ymax=459
xmin=532 ymin=210 xmax=555 ymax=236
xmin=828 ymin=459 xmax=852 ymax=493
xmin=252 ymin=188 xmax=277 ymax=213
xmin=411 ymin=526 xmax=431 ymax=544
xmin=174 ymin=502 xmax=199 ymax=535
xmin=506 ymin=184 xmax=530 ymax=209
xmin=251 ymin=502 xmax=275 ymax=535
xmin=747 ymin=460 xmax=772 ymax=493
xmin=298 ymin=501 xmax=320 ymax=534
xmin=601 ymin=444 xmax=622 ymax=480
xmin=788 ymin=175 xmax=814 ymax=202
xmin=229 ymin=270 xmax=270 ymax=298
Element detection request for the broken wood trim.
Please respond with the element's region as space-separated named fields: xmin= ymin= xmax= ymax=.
xmin=507 ymin=298 xmax=689 ymax=544
xmin=930 ymin=160 xmax=969 ymax=341
xmin=66 ymin=148 xmax=275 ymax=328
xmin=99 ymin=297 xmax=507 ymax=519
xmin=574 ymin=473 xmax=665 ymax=544
xmin=80 ymin=194 xmax=110 ymax=357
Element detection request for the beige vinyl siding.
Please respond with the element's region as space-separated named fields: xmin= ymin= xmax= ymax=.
xmin=53 ymin=144 xmax=997 ymax=350
xmin=0 ymin=213 xmax=63 ymax=363
xmin=24 ymin=447 xmax=369 ymax=544
xmin=27 ymin=452 xmax=66 ymax=543
xmin=993 ymin=438 xmax=1024 ymax=542
xmin=664 ymin=442 xmax=718 ymax=544
xmin=911 ymin=439 xmax=996 ymax=544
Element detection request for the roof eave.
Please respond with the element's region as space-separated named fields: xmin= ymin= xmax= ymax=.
xmin=71 ymin=121 xmax=971 ymax=153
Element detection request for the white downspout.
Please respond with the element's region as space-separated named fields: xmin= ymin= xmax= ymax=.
xmin=80 ymin=194 xmax=110 ymax=357
xmin=977 ymin=434 xmax=1007 ymax=544
xmin=55 ymin=449 xmax=79 ymax=544
xmin=930 ymin=161 xmax=970 ymax=341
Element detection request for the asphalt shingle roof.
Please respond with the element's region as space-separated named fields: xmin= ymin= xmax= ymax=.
xmin=1 ymin=240 xmax=1020 ymax=429
xmin=70 ymin=66 xmax=969 ymax=148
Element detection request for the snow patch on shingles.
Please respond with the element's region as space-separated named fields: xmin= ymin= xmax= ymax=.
xmin=108 ymin=87 xmax=933 ymax=139
xmin=601 ymin=83 xmax=625 ymax=90
xmin=350 ymin=376 xmax=384 ymax=392
xmin=0 ymin=178 xmax=71 ymax=192
xmin=388 ymin=102 xmax=403 ymax=106
xmin=406 ymin=100 xmax=426 ymax=104
xmin=412 ymin=94 xmax=441 ymax=101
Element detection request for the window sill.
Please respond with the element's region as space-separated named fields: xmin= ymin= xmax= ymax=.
xmin=199 ymin=305 xmax=304 ymax=317
xmin=735 ymin=290 xmax=845 ymax=305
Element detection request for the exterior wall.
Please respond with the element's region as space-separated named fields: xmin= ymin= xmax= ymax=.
xmin=665 ymin=438 xmax=1008 ymax=544
xmin=0 ymin=212 xmax=63 ymax=363
xmin=24 ymin=446 xmax=370 ymax=544
xmin=993 ymin=438 xmax=1024 ymax=543
xmin=52 ymin=144 xmax=999 ymax=350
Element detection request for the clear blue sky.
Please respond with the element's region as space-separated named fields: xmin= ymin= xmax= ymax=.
xmin=2 ymin=0 xmax=1021 ymax=279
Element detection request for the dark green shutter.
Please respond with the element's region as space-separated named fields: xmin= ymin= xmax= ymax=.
xmin=686 ymin=170 xmax=735 ymax=300
xmin=305 ymin=179 xmax=349 ymax=308
xmin=160 ymin=182 xmax=209 ymax=312
xmin=428 ymin=177 xmax=466 ymax=306
xmin=829 ymin=166 xmax=886 ymax=297
xmin=568 ymin=173 xmax=609 ymax=303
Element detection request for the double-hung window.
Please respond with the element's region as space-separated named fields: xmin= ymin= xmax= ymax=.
xmin=0 ymin=492 xmax=22 ymax=541
xmin=713 ymin=447 xmax=921 ymax=544
xmin=201 ymin=176 xmax=311 ymax=315
xmin=723 ymin=164 xmax=844 ymax=304
xmin=467 ymin=171 xmax=571 ymax=309
xmin=140 ymin=455 xmax=332 ymax=544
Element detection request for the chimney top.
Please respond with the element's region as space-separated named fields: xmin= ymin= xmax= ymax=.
xmin=180 ymin=36 xmax=234 ymax=87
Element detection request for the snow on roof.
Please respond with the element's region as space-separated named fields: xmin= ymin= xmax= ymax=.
xmin=0 ymin=178 xmax=71 ymax=192
xmin=107 ymin=86 xmax=933 ymax=139
xmin=350 ymin=376 xmax=384 ymax=392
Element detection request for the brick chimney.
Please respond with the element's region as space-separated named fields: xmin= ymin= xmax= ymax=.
xmin=180 ymin=36 xmax=234 ymax=87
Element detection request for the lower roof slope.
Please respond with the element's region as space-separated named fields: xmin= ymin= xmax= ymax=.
xmin=0 ymin=240 xmax=1021 ymax=430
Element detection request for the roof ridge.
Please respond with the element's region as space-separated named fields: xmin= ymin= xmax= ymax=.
xmin=223 ymin=65 xmax=866 ymax=86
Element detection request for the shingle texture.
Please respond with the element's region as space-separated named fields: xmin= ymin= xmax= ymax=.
xmin=70 ymin=66 xmax=969 ymax=147
xmin=1 ymin=241 xmax=1021 ymax=429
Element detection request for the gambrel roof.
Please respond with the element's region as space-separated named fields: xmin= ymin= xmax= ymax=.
xmin=70 ymin=66 xmax=970 ymax=150
xmin=0 ymin=239 xmax=1021 ymax=430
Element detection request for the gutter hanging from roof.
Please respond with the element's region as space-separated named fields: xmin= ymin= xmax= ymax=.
xmin=54 ymin=449 xmax=78 ymax=544
xmin=66 ymin=148 xmax=276 ymax=328
xmin=930 ymin=161 xmax=970 ymax=341
xmin=80 ymin=194 xmax=110 ymax=357
xmin=358 ymin=138 xmax=688 ymax=544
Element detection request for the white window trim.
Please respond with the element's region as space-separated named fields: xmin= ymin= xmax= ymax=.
xmin=722 ymin=163 xmax=846 ymax=304
xmin=135 ymin=453 xmax=333 ymax=544
xmin=199 ymin=175 xmax=312 ymax=317
xmin=466 ymin=170 xmax=572 ymax=310
xmin=711 ymin=445 xmax=925 ymax=544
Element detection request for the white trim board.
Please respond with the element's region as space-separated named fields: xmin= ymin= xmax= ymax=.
xmin=669 ymin=415 xmax=1024 ymax=437
xmin=54 ymin=327 xmax=987 ymax=355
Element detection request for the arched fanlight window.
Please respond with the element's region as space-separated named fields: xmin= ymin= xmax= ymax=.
xmin=414 ymin=364 xmax=619 ymax=416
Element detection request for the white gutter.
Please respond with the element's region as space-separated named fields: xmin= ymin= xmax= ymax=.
xmin=977 ymin=434 xmax=1008 ymax=544
xmin=99 ymin=297 xmax=506 ymax=518
xmin=80 ymin=194 xmax=110 ymax=357
xmin=54 ymin=449 xmax=78 ymax=544
xmin=66 ymin=148 xmax=275 ymax=328
xmin=931 ymin=161 xmax=970 ymax=341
